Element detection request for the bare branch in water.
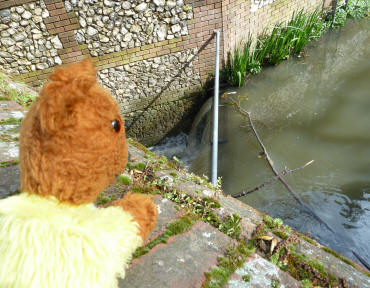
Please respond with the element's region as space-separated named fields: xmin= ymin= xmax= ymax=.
xmin=229 ymin=98 xmax=334 ymax=232
xmin=233 ymin=160 xmax=314 ymax=198
xmin=229 ymin=97 xmax=370 ymax=271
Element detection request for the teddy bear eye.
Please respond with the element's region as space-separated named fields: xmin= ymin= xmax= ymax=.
xmin=111 ymin=119 xmax=121 ymax=133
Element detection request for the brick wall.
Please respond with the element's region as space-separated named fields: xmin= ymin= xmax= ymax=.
xmin=222 ymin=0 xmax=328 ymax=59
xmin=0 ymin=0 xmax=332 ymax=144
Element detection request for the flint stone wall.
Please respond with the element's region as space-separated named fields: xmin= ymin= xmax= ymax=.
xmin=0 ymin=0 xmax=63 ymax=75
xmin=1 ymin=0 xmax=332 ymax=145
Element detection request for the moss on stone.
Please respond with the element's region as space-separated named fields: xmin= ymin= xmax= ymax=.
xmin=242 ymin=274 xmax=251 ymax=282
xmin=128 ymin=138 xmax=150 ymax=153
xmin=203 ymin=240 xmax=255 ymax=288
xmin=0 ymin=133 xmax=19 ymax=142
xmin=263 ymin=215 xmax=283 ymax=229
xmin=320 ymin=246 xmax=362 ymax=272
xmin=0 ymin=159 xmax=19 ymax=167
xmin=117 ymin=175 xmax=133 ymax=185
xmin=0 ymin=117 xmax=23 ymax=125
xmin=296 ymin=233 xmax=317 ymax=245
xmin=285 ymin=249 xmax=338 ymax=287
xmin=126 ymin=162 xmax=147 ymax=171
xmin=133 ymin=214 xmax=198 ymax=259
xmin=272 ymin=229 xmax=289 ymax=240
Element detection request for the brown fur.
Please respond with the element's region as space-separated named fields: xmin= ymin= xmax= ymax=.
xmin=19 ymin=59 xmax=157 ymax=240
xmin=112 ymin=193 xmax=158 ymax=240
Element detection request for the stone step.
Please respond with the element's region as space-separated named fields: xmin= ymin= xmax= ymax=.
xmin=227 ymin=253 xmax=301 ymax=288
xmin=119 ymin=221 xmax=235 ymax=288
xmin=147 ymin=195 xmax=183 ymax=244
xmin=0 ymin=165 xmax=20 ymax=199
xmin=0 ymin=101 xmax=25 ymax=162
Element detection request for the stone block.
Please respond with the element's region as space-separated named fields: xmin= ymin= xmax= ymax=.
xmin=227 ymin=253 xmax=301 ymax=288
xmin=119 ymin=221 xmax=235 ymax=288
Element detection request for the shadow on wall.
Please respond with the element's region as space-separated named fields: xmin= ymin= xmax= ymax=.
xmin=125 ymin=33 xmax=217 ymax=142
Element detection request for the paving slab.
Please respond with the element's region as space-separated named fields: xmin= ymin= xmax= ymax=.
xmin=119 ymin=221 xmax=235 ymax=288
xmin=218 ymin=195 xmax=263 ymax=225
xmin=0 ymin=101 xmax=25 ymax=162
xmin=227 ymin=253 xmax=301 ymax=288
xmin=295 ymin=240 xmax=370 ymax=288
xmin=0 ymin=165 xmax=20 ymax=199
xmin=146 ymin=195 xmax=182 ymax=244
xmin=0 ymin=101 xmax=26 ymax=120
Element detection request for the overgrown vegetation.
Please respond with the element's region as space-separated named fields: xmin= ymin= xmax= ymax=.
xmin=224 ymin=0 xmax=369 ymax=86
xmin=203 ymin=241 xmax=255 ymax=288
xmin=0 ymin=74 xmax=35 ymax=107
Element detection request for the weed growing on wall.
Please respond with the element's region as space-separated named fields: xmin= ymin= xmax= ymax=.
xmin=0 ymin=74 xmax=35 ymax=107
xmin=225 ymin=0 xmax=369 ymax=87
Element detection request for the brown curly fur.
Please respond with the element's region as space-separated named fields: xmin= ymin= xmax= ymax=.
xmin=19 ymin=59 xmax=157 ymax=241
xmin=112 ymin=193 xmax=158 ymax=240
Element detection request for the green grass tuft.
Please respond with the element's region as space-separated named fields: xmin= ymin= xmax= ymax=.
xmin=117 ymin=174 xmax=133 ymax=185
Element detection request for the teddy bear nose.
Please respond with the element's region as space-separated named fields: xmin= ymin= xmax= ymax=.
xmin=111 ymin=119 xmax=121 ymax=133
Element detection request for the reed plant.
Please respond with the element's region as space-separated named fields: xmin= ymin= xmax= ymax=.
xmin=225 ymin=0 xmax=368 ymax=87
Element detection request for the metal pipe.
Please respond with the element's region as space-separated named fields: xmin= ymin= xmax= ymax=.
xmin=331 ymin=0 xmax=338 ymax=28
xmin=212 ymin=29 xmax=220 ymax=187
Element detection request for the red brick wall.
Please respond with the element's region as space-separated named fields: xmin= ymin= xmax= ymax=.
xmin=4 ymin=0 xmax=333 ymax=86
xmin=222 ymin=0 xmax=330 ymax=61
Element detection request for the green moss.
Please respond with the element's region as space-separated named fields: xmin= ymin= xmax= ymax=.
xmin=203 ymin=241 xmax=255 ymax=288
xmin=126 ymin=162 xmax=147 ymax=171
xmin=296 ymin=233 xmax=317 ymax=245
xmin=128 ymin=138 xmax=150 ymax=153
xmin=132 ymin=185 xmax=154 ymax=194
xmin=300 ymin=279 xmax=312 ymax=288
xmin=0 ymin=117 xmax=23 ymax=125
xmin=242 ymin=274 xmax=251 ymax=282
xmin=272 ymin=229 xmax=289 ymax=240
xmin=95 ymin=195 xmax=110 ymax=205
xmin=263 ymin=215 xmax=283 ymax=229
xmin=0 ymin=134 xmax=19 ymax=142
xmin=0 ymin=159 xmax=19 ymax=167
xmin=203 ymin=197 xmax=221 ymax=208
xmin=117 ymin=174 xmax=133 ymax=185
xmin=320 ymin=246 xmax=358 ymax=269
xmin=271 ymin=279 xmax=280 ymax=288
xmin=286 ymin=250 xmax=338 ymax=287
xmin=133 ymin=214 xmax=198 ymax=258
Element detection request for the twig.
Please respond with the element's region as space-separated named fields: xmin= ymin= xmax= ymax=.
xmin=230 ymin=98 xmax=370 ymax=270
xmin=229 ymin=98 xmax=335 ymax=233
xmin=233 ymin=160 xmax=314 ymax=198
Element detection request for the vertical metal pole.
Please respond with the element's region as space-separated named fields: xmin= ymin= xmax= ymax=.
xmin=212 ymin=30 xmax=220 ymax=187
xmin=344 ymin=0 xmax=349 ymax=10
xmin=331 ymin=0 xmax=338 ymax=28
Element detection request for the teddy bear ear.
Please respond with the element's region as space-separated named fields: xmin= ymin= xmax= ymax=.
xmin=49 ymin=58 xmax=97 ymax=91
xmin=38 ymin=59 xmax=97 ymax=133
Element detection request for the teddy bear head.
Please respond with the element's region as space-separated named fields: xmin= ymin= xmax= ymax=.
xmin=19 ymin=59 xmax=128 ymax=205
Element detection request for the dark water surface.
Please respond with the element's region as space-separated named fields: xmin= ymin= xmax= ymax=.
xmin=182 ymin=19 xmax=370 ymax=265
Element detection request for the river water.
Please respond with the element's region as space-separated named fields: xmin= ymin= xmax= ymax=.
xmin=152 ymin=19 xmax=370 ymax=265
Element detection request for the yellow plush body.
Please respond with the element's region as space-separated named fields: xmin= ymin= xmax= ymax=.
xmin=0 ymin=193 xmax=143 ymax=288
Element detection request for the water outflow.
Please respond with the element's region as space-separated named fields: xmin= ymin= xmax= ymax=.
xmin=150 ymin=97 xmax=214 ymax=168
xmin=153 ymin=19 xmax=370 ymax=266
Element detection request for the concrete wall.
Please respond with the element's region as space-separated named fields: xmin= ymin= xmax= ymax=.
xmin=0 ymin=0 xmax=330 ymax=145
